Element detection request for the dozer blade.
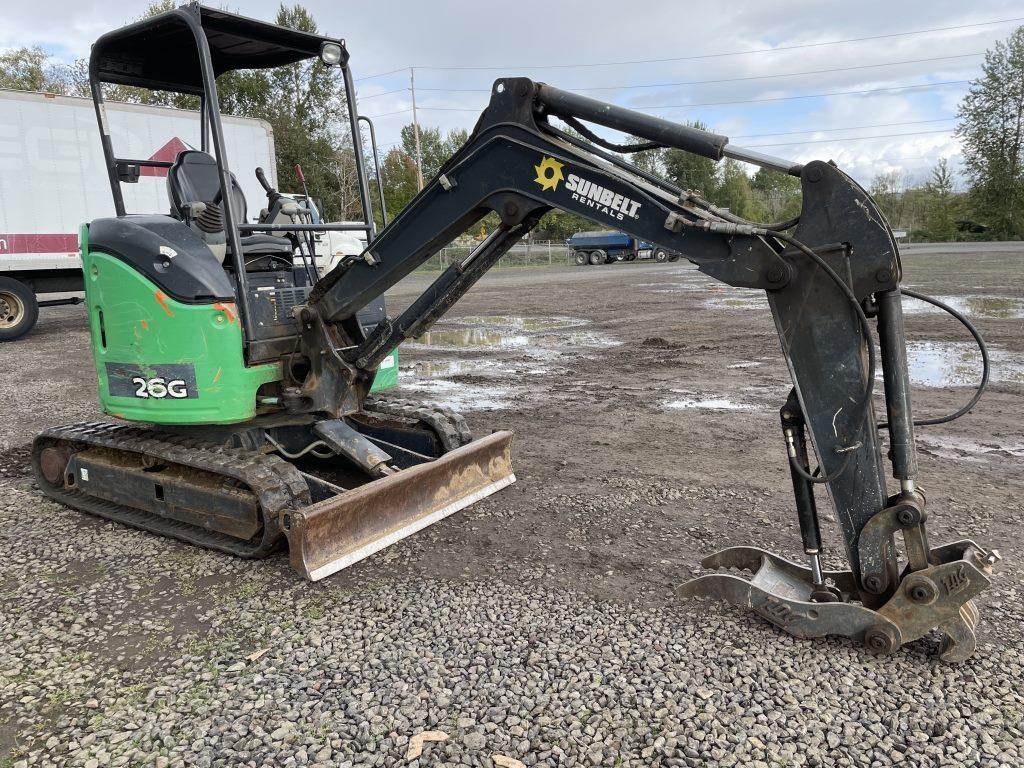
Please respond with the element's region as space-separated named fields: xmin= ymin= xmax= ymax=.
xmin=283 ymin=430 xmax=515 ymax=581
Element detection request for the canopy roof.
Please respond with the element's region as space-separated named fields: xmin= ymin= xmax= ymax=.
xmin=90 ymin=3 xmax=344 ymax=94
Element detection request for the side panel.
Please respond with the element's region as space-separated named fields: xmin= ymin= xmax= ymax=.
xmin=369 ymin=350 xmax=398 ymax=391
xmin=83 ymin=247 xmax=280 ymax=425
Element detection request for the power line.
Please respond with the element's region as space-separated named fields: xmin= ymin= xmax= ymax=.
xmin=414 ymin=53 xmax=983 ymax=94
xmin=353 ymin=15 xmax=1022 ymax=80
xmin=363 ymin=107 xmax=414 ymax=118
xmin=731 ymin=117 xmax=957 ymax=139
xmin=622 ymin=80 xmax=972 ymax=110
xmin=744 ymin=129 xmax=955 ymax=148
xmin=372 ymin=79 xmax=971 ymax=116
xmin=355 ymin=66 xmax=408 ymax=83
xmin=356 ymin=87 xmax=408 ymax=101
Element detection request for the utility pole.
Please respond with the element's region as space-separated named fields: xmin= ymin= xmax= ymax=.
xmin=410 ymin=67 xmax=424 ymax=190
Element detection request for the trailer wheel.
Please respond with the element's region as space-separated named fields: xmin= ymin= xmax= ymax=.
xmin=0 ymin=277 xmax=38 ymax=342
xmin=588 ymin=249 xmax=607 ymax=266
xmin=574 ymin=251 xmax=588 ymax=266
xmin=653 ymin=248 xmax=669 ymax=263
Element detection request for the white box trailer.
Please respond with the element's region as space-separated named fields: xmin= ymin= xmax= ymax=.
xmin=0 ymin=89 xmax=276 ymax=340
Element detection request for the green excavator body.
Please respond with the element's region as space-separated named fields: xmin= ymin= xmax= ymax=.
xmin=81 ymin=226 xmax=397 ymax=426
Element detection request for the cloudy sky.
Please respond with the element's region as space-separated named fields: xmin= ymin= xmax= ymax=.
xmin=4 ymin=0 xmax=1022 ymax=187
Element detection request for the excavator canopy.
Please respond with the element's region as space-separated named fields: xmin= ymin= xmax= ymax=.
xmin=90 ymin=3 xmax=344 ymax=94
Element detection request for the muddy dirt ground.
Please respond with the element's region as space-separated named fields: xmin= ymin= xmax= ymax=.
xmin=1 ymin=245 xmax=1023 ymax=765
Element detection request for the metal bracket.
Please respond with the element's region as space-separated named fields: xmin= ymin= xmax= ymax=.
xmin=858 ymin=495 xmax=930 ymax=595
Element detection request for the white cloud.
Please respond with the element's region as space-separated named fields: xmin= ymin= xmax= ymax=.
xmin=4 ymin=0 xmax=1016 ymax=187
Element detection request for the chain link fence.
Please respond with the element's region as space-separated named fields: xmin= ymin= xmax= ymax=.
xmin=417 ymin=241 xmax=574 ymax=271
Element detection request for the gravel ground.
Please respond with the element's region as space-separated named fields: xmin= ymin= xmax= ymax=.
xmin=2 ymin=247 xmax=1023 ymax=766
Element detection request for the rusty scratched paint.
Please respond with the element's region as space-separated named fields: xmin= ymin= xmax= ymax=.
xmin=214 ymin=302 xmax=238 ymax=323
xmin=154 ymin=291 xmax=174 ymax=317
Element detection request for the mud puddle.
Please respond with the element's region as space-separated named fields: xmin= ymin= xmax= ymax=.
xmin=917 ymin=433 xmax=1024 ymax=464
xmin=902 ymin=294 xmax=1024 ymax=319
xmin=395 ymin=379 xmax=514 ymax=411
xmin=663 ymin=389 xmax=756 ymax=411
xmin=408 ymin=327 xmax=531 ymax=350
xmin=406 ymin=315 xmax=613 ymax=352
xmin=901 ymin=341 xmax=1024 ymax=387
xmin=448 ymin=315 xmax=588 ymax=331
xmin=395 ymin=315 xmax=617 ymax=411
xmin=704 ymin=289 xmax=769 ymax=311
xmin=405 ymin=358 xmax=558 ymax=380
xmin=641 ymin=281 xmax=705 ymax=294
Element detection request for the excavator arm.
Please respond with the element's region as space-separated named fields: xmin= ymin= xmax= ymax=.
xmin=287 ymin=78 xmax=998 ymax=660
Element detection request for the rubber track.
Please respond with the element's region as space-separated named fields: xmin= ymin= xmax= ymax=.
xmin=32 ymin=421 xmax=310 ymax=559
xmin=362 ymin=396 xmax=473 ymax=451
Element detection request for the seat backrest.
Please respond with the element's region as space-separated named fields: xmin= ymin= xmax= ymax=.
xmin=167 ymin=150 xmax=247 ymax=224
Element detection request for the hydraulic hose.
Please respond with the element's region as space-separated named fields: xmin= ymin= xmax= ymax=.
xmin=877 ymin=287 xmax=991 ymax=428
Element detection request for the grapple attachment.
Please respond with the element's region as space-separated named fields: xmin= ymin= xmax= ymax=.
xmin=283 ymin=430 xmax=515 ymax=581
xmin=677 ymin=540 xmax=999 ymax=662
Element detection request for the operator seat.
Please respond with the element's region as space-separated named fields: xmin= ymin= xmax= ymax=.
xmin=166 ymin=150 xmax=292 ymax=267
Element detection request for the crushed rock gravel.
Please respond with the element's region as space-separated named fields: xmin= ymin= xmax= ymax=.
xmin=1 ymin=480 xmax=1022 ymax=767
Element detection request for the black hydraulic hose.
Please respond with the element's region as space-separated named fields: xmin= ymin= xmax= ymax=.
xmin=557 ymin=114 xmax=663 ymax=153
xmin=877 ymin=287 xmax=990 ymax=428
xmin=542 ymin=122 xmax=685 ymax=198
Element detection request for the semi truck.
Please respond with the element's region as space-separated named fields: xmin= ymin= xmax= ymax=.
xmin=0 ymin=89 xmax=279 ymax=341
xmin=567 ymin=229 xmax=680 ymax=265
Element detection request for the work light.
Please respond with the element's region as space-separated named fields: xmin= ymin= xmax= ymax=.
xmin=320 ymin=42 xmax=342 ymax=65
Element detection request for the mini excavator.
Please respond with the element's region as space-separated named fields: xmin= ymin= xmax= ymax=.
xmin=33 ymin=4 xmax=1000 ymax=661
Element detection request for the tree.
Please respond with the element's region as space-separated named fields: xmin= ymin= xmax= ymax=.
xmin=716 ymin=159 xmax=763 ymax=220
xmin=399 ymin=124 xmax=471 ymax=184
xmin=956 ymin=26 xmax=1024 ymax=239
xmin=0 ymin=47 xmax=76 ymax=94
xmin=870 ymin=170 xmax=912 ymax=230
xmin=380 ymin=147 xmax=420 ymax=217
xmin=661 ymin=121 xmax=719 ymax=196
xmin=921 ymin=159 xmax=960 ymax=241
xmin=751 ymin=167 xmax=801 ymax=222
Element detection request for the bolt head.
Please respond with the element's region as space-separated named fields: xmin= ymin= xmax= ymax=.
xmin=974 ymin=548 xmax=1002 ymax=569
xmin=863 ymin=574 xmax=885 ymax=594
xmin=864 ymin=624 xmax=900 ymax=655
xmin=876 ymin=267 xmax=893 ymax=283
xmin=905 ymin=576 xmax=937 ymax=604
xmin=896 ymin=507 xmax=919 ymax=526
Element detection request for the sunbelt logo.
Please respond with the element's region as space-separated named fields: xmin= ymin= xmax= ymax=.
xmin=532 ymin=155 xmax=642 ymax=221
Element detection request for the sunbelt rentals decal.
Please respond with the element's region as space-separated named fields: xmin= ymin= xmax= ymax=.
xmin=533 ymin=156 xmax=642 ymax=221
